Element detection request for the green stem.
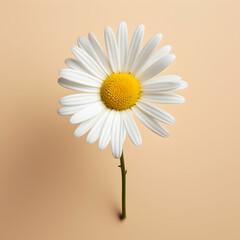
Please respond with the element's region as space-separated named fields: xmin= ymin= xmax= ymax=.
xmin=119 ymin=151 xmax=127 ymax=220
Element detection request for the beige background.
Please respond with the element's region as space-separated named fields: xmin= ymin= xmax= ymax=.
xmin=1 ymin=0 xmax=240 ymax=239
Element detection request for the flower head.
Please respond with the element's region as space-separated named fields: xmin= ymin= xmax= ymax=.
xmin=58 ymin=22 xmax=187 ymax=158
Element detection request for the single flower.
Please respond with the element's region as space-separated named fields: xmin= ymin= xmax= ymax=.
xmin=58 ymin=22 xmax=187 ymax=220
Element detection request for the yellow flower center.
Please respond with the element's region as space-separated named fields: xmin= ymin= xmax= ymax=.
xmin=100 ymin=73 xmax=141 ymax=111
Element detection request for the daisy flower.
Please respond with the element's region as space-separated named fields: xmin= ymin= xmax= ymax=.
xmin=58 ymin=22 xmax=187 ymax=219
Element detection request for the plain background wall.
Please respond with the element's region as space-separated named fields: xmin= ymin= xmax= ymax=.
xmin=1 ymin=0 xmax=240 ymax=239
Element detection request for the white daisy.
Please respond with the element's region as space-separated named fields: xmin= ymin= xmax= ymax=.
xmin=58 ymin=22 xmax=187 ymax=159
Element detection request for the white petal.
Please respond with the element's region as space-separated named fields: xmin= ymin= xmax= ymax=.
xmin=117 ymin=21 xmax=128 ymax=72
xmin=126 ymin=24 xmax=145 ymax=72
xmin=74 ymin=111 xmax=103 ymax=137
xmin=136 ymin=101 xmax=175 ymax=125
xmin=77 ymin=37 xmax=96 ymax=59
xmin=131 ymin=33 xmax=162 ymax=75
xmin=98 ymin=110 xmax=116 ymax=150
xmin=142 ymin=75 xmax=181 ymax=86
xmin=105 ymin=26 xmax=120 ymax=73
xmin=70 ymin=102 xmax=105 ymax=124
xmin=88 ymin=32 xmax=112 ymax=75
xmin=141 ymin=75 xmax=184 ymax=92
xmin=78 ymin=37 xmax=110 ymax=76
xmin=59 ymin=93 xmax=100 ymax=106
xmin=121 ymin=112 xmax=127 ymax=145
xmin=111 ymin=112 xmax=125 ymax=159
xmin=132 ymin=106 xmax=169 ymax=137
xmin=143 ymin=80 xmax=187 ymax=92
xmin=59 ymin=69 xmax=102 ymax=87
xmin=141 ymin=92 xmax=185 ymax=104
xmin=136 ymin=54 xmax=176 ymax=81
xmin=71 ymin=46 xmax=106 ymax=79
xmin=122 ymin=109 xmax=142 ymax=146
xmin=86 ymin=109 xmax=110 ymax=144
xmin=57 ymin=105 xmax=86 ymax=116
xmin=140 ymin=45 xmax=172 ymax=73
xmin=111 ymin=112 xmax=120 ymax=158
xmin=174 ymin=81 xmax=188 ymax=91
xmin=65 ymin=58 xmax=91 ymax=74
xmin=58 ymin=78 xmax=100 ymax=93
